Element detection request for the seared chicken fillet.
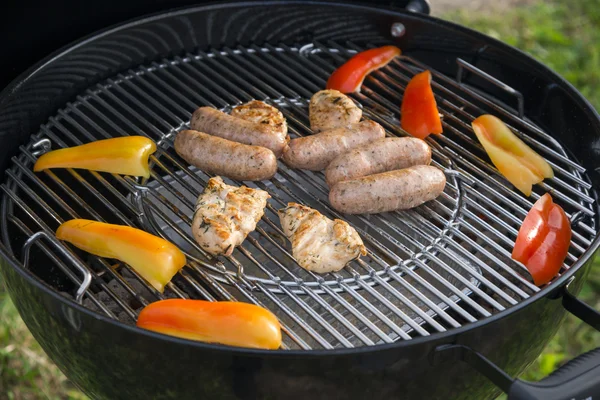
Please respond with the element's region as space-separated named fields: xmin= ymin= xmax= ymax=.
xmin=278 ymin=203 xmax=366 ymax=273
xmin=231 ymin=100 xmax=287 ymax=135
xmin=309 ymin=90 xmax=362 ymax=133
xmin=192 ymin=177 xmax=270 ymax=256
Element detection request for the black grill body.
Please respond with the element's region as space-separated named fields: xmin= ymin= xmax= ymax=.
xmin=1 ymin=2 xmax=599 ymax=400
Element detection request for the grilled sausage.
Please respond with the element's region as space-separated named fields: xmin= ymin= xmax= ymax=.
xmin=325 ymin=137 xmax=432 ymax=186
xmin=174 ymin=130 xmax=277 ymax=181
xmin=309 ymin=90 xmax=362 ymax=133
xmin=191 ymin=106 xmax=288 ymax=157
xmin=329 ymin=165 xmax=446 ymax=214
xmin=282 ymin=120 xmax=385 ymax=171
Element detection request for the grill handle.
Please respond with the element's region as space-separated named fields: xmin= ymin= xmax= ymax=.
xmin=21 ymin=231 xmax=92 ymax=304
xmin=433 ymin=277 xmax=600 ymax=400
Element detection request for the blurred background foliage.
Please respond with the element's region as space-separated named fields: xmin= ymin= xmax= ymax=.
xmin=1 ymin=0 xmax=599 ymax=398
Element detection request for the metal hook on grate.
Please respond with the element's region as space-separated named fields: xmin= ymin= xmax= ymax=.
xmin=30 ymin=138 xmax=52 ymax=157
xmin=456 ymin=58 xmax=525 ymax=119
xmin=21 ymin=231 xmax=92 ymax=304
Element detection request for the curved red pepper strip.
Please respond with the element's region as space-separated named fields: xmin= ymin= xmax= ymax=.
xmin=400 ymin=70 xmax=443 ymax=139
xmin=512 ymin=193 xmax=571 ymax=286
xmin=326 ymin=45 xmax=401 ymax=93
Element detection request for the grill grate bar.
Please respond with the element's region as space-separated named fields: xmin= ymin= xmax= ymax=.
xmin=2 ymin=41 xmax=595 ymax=351
xmin=8 ymin=215 xmax=119 ymax=318
xmin=390 ymin=205 xmax=523 ymax=304
xmin=443 ymin=143 xmax=594 ymax=245
xmin=401 ymin=56 xmax=589 ymax=174
xmin=4 ymin=160 xmax=169 ymax=307
xmin=311 ymin=42 xmax=594 ymax=222
xmin=384 ymin=58 xmax=590 ymax=185
xmin=2 ymin=189 xmax=139 ymax=319
xmin=353 ymin=97 xmax=594 ymax=249
xmin=152 ymin=152 xmax=446 ymax=340
xmin=271 ymin=166 xmax=481 ymax=320
xmin=142 ymin=148 xmax=396 ymax=347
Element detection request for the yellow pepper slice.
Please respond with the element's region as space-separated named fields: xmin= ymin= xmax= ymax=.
xmin=34 ymin=136 xmax=157 ymax=178
xmin=472 ymin=115 xmax=553 ymax=196
xmin=56 ymin=219 xmax=186 ymax=292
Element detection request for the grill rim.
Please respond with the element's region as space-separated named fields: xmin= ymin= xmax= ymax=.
xmin=1 ymin=0 xmax=600 ymax=356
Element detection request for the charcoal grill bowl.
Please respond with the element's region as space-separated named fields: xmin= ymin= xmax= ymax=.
xmin=1 ymin=2 xmax=600 ymax=400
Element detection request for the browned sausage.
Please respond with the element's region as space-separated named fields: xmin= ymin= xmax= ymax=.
xmin=282 ymin=120 xmax=385 ymax=171
xmin=174 ymin=130 xmax=277 ymax=181
xmin=190 ymin=107 xmax=288 ymax=157
xmin=329 ymin=165 xmax=446 ymax=214
xmin=325 ymin=137 xmax=431 ymax=187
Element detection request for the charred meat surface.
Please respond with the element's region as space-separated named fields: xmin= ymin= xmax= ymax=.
xmin=278 ymin=202 xmax=366 ymax=273
xmin=192 ymin=177 xmax=270 ymax=256
xmin=231 ymin=100 xmax=288 ymax=135
xmin=309 ymin=89 xmax=362 ymax=133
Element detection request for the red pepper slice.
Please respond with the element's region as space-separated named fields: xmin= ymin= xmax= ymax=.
xmin=137 ymin=299 xmax=282 ymax=349
xmin=512 ymin=193 xmax=571 ymax=286
xmin=400 ymin=70 xmax=443 ymax=139
xmin=326 ymin=45 xmax=401 ymax=93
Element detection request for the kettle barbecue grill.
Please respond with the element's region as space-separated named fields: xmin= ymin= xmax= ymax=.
xmin=1 ymin=1 xmax=600 ymax=399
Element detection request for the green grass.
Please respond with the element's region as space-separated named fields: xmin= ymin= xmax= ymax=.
xmin=443 ymin=0 xmax=600 ymax=391
xmin=0 ymin=290 xmax=86 ymax=399
xmin=444 ymin=0 xmax=600 ymax=111
xmin=0 ymin=0 xmax=599 ymax=398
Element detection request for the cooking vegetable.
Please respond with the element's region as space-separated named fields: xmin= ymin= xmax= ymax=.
xmin=471 ymin=115 xmax=553 ymax=196
xmin=400 ymin=70 xmax=443 ymax=139
xmin=34 ymin=136 xmax=157 ymax=178
xmin=326 ymin=45 xmax=401 ymax=93
xmin=56 ymin=219 xmax=186 ymax=292
xmin=512 ymin=193 xmax=571 ymax=286
xmin=136 ymin=299 xmax=282 ymax=349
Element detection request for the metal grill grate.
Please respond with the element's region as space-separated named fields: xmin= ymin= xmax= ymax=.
xmin=1 ymin=41 xmax=596 ymax=350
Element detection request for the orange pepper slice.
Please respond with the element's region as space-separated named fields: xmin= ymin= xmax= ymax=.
xmin=34 ymin=136 xmax=156 ymax=178
xmin=326 ymin=45 xmax=401 ymax=93
xmin=56 ymin=219 xmax=185 ymax=292
xmin=400 ymin=70 xmax=443 ymax=139
xmin=137 ymin=299 xmax=282 ymax=349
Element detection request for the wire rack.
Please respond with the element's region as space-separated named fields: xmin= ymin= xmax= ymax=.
xmin=1 ymin=41 xmax=596 ymax=350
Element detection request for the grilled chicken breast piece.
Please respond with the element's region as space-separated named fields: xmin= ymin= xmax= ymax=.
xmin=278 ymin=203 xmax=366 ymax=273
xmin=192 ymin=177 xmax=270 ymax=256
xmin=309 ymin=89 xmax=362 ymax=133
xmin=231 ymin=100 xmax=287 ymax=135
